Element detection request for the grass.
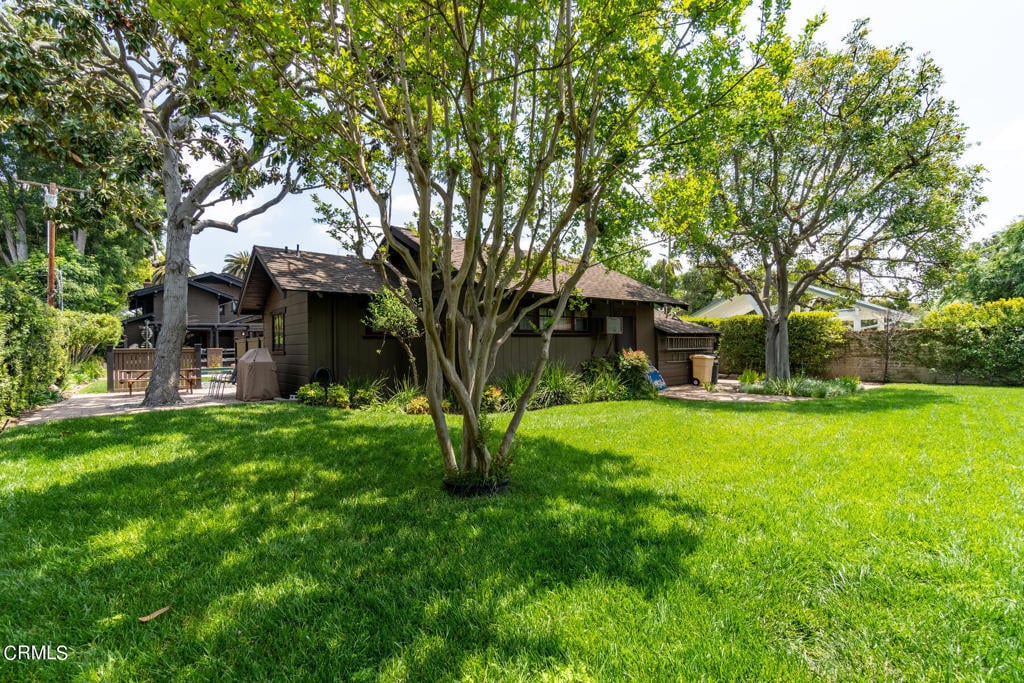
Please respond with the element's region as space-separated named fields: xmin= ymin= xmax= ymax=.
xmin=0 ymin=385 xmax=1021 ymax=680
xmin=76 ymin=378 xmax=109 ymax=395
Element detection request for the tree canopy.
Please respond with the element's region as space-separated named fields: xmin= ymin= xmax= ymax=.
xmin=168 ymin=0 xmax=750 ymax=476
xmin=0 ymin=7 xmax=165 ymax=305
xmin=658 ymin=19 xmax=984 ymax=378
xmin=3 ymin=0 xmax=307 ymax=406
xmin=950 ymin=218 xmax=1024 ymax=303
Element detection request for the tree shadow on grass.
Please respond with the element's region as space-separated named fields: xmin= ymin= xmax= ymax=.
xmin=0 ymin=405 xmax=706 ymax=680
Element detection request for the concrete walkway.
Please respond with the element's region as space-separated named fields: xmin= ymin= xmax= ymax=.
xmin=14 ymin=389 xmax=241 ymax=426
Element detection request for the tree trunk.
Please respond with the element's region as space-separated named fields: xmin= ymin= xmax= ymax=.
xmin=765 ymin=314 xmax=792 ymax=380
xmin=424 ymin=330 xmax=459 ymax=474
xmin=72 ymin=228 xmax=87 ymax=254
xmin=398 ymin=339 xmax=419 ymax=387
xmin=2 ymin=206 xmax=29 ymax=265
xmin=143 ymin=148 xmax=189 ymax=407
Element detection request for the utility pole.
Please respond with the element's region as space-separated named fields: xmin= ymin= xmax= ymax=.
xmin=15 ymin=178 xmax=87 ymax=307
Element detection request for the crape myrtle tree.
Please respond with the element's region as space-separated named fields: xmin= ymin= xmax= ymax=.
xmin=171 ymin=0 xmax=750 ymax=477
xmin=7 ymin=0 xmax=305 ymax=406
xmin=656 ymin=19 xmax=984 ymax=379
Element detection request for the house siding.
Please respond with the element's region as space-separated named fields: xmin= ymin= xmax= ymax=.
xmin=307 ymin=293 xmax=420 ymax=386
xmin=490 ymin=301 xmax=660 ymax=379
xmin=264 ymin=288 xmax=310 ymax=394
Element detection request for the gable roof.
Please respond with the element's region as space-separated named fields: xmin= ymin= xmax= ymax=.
xmin=192 ymin=271 xmax=243 ymax=287
xmin=654 ymin=310 xmax=721 ymax=336
xmin=693 ymin=287 xmax=917 ymax=322
xmin=128 ymin=277 xmax=237 ymax=307
xmin=389 ymin=228 xmax=686 ymax=307
xmin=238 ymin=245 xmax=383 ymax=312
xmin=805 ymin=285 xmax=917 ymax=320
xmin=238 ymin=233 xmax=688 ymax=312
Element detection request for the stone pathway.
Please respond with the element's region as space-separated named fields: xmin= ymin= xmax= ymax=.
xmin=660 ymin=378 xmax=883 ymax=403
xmin=13 ymin=389 xmax=241 ymax=427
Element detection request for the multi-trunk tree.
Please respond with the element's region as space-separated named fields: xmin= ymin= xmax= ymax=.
xmin=5 ymin=1 xmax=303 ymax=405
xmin=657 ymin=20 xmax=984 ymax=379
xmin=173 ymin=0 xmax=748 ymax=477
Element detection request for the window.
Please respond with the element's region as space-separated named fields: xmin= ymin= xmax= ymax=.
xmin=271 ymin=309 xmax=285 ymax=353
xmin=517 ymin=307 xmax=590 ymax=335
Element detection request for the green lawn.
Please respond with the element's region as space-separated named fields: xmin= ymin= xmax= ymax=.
xmin=76 ymin=378 xmax=109 ymax=394
xmin=0 ymin=385 xmax=1021 ymax=680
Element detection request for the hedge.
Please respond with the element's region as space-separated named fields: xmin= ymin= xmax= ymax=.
xmin=0 ymin=282 xmax=67 ymax=416
xmin=0 ymin=284 xmax=123 ymax=416
xmin=683 ymin=312 xmax=846 ymax=377
xmin=917 ymin=298 xmax=1024 ymax=384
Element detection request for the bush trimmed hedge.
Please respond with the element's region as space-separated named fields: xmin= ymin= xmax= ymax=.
xmin=0 ymin=282 xmax=67 ymax=416
xmin=684 ymin=312 xmax=846 ymax=376
xmin=917 ymin=298 xmax=1024 ymax=384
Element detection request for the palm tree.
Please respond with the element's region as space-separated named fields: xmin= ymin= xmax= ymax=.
xmin=223 ymin=250 xmax=251 ymax=278
xmin=150 ymin=255 xmax=195 ymax=284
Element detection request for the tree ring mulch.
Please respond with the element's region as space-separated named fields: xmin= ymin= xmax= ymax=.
xmin=442 ymin=477 xmax=510 ymax=497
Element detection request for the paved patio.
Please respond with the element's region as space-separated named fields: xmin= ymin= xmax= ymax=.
xmin=14 ymin=389 xmax=241 ymax=426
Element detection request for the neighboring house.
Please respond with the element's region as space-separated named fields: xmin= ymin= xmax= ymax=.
xmin=691 ymin=285 xmax=917 ymax=331
xmin=123 ymin=272 xmax=263 ymax=349
xmin=237 ymin=233 xmax=688 ymax=395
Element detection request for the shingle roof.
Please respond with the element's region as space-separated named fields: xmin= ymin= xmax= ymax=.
xmin=128 ymin=278 xmax=237 ymax=305
xmin=654 ymin=310 xmax=721 ymax=336
xmin=241 ymin=236 xmax=689 ymax=310
xmin=252 ymin=245 xmax=383 ymax=295
xmin=390 ymin=229 xmax=686 ymax=306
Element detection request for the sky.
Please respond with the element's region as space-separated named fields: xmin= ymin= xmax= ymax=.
xmin=190 ymin=0 xmax=1024 ymax=274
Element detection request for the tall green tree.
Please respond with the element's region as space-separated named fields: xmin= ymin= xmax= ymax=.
xmin=1 ymin=8 xmax=164 ymax=295
xmin=658 ymin=21 xmax=983 ymax=379
xmin=950 ymin=218 xmax=1024 ymax=303
xmin=3 ymin=1 xmax=304 ymax=407
xmin=174 ymin=0 xmax=749 ymax=477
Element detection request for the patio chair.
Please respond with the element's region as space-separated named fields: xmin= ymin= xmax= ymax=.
xmin=207 ymin=366 xmax=237 ymax=398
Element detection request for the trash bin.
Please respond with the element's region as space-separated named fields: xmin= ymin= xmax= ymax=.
xmin=711 ymin=356 xmax=719 ymax=384
xmin=691 ymin=354 xmax=715 ymax=385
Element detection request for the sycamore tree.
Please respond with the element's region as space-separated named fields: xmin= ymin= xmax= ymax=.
xmin=4 ymin=1 xmax=305 ymax=406
xmin=656 ymin=20 xmax=983 ymax=379
xmin=171 ymin=0 xmax=750 ymax=478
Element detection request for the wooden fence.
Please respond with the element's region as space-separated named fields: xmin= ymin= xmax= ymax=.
xmin=106 ymin=346 xmax=203 ymax=393
xmin=234 ymin=336 xmax=265 ymax=359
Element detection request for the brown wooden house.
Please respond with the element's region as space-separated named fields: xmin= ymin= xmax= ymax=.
xmin=237 ymin=237 xmax=688 ymax=396
xmin=652 ymin=310 xmax=721 ymax=385
xmin=123 ymin=272 xmax=262 ymax=349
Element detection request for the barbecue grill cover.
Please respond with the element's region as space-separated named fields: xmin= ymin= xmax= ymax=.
xmin=235 ymin=347 xmax=280 ymax=401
